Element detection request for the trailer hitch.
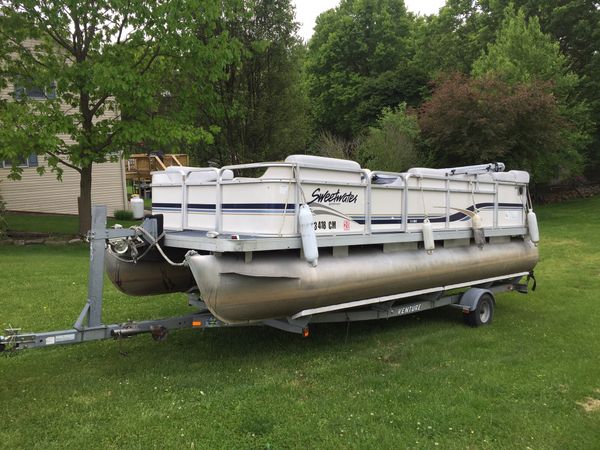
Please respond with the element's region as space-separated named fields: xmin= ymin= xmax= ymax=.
xmin=0 ymin=328 xmax=24 ymax=353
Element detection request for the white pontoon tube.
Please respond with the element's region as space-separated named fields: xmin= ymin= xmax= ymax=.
xmin=186 ymin=239 xmax=538 ymax=323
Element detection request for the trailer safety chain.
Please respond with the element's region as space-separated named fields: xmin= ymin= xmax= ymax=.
xmin=133 ymin=226 xmax=187 ymax=267
xmin=107 ymin=231 xmax=165 ymax=264
xmin=106 ymin=225 xmax=187 ymax=267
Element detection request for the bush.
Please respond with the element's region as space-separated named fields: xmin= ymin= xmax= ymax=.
xmin=113 ymin=209 xmax=134 ymax=221
xmin=418 ymin=74 xmax=584 ymax=184
xmin=315 ymin=131 xmax=363 ymax=161
xmin=357 ymin=103 xmax=424 ymax=172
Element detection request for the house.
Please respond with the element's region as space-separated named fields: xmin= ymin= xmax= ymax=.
xmin=0 ymin=155 xmax=128 ymax=216
xmin=0 ymin=39 xmax=128 ymax=216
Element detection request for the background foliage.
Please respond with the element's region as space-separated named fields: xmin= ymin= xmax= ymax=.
xmin=357 ymin=103 xmax=423 ymax=173
xmin=419 ymin=74 xmax=580 ymax=184
xmin=190 ymin=0 xmax=310 ymax=166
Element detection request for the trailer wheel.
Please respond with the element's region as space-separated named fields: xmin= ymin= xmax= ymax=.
xmin=463 ymin=293 xmax=494 ymax=327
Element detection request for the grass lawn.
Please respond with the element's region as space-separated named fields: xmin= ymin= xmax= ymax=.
xmin=1 ymin=197 xmax=599 ymax=448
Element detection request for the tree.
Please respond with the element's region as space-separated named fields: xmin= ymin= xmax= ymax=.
xmin=472 ymin=7 xmax=579 ymax=97
xmin=479 ymin=0 xmax=600 ymax=178
xmin=415 ymin=0 xmax=600 ymax=178
xmin=0 ymin=187 xmax=6 ymax=239
xmin=314 ymin=131 xmax=363 ymax=161
xmin=191 ymin=0 xmax=309 ymax=166
xmin=419 ymin=74 xmax=582 ymax=184
xmin=412 ymin=0 xmax=496 ymax=78
xmin=0 ymin=1 xmax=236 ymax=234
xmin=357 ymin=103 xmax=423 ymax=172
xmin=471 ymin=6 xmax=591 ymax=180
xmin=306 ymin=0 xmax=426 ymax=140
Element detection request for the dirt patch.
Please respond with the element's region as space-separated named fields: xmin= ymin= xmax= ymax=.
xmin=1 ymin=231 xmax=80 ymax=245
xmin=577 ymin=397 xmax=600 ymax=413
xmin=6 ymin=230 xmax=50 ymax=239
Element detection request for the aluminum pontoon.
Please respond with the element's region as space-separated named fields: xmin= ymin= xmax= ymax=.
xmin=0 ymin=155 xmax=539 ymax=351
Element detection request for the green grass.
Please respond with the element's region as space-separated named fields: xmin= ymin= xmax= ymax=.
xmin=6 ymin=212 xmax=140 ymax=235
xmin=1 ymin=197 xmax=599 ymax=448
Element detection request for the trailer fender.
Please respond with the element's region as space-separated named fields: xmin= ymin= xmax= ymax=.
xmin=459 ymin=288 xmax=495 ymax=312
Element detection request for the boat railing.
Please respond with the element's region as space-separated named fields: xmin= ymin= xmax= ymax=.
xmin=157 ymin=161 xmax=528 ymax=236
xmin=216 ymin=161 xmax=373 ymax=234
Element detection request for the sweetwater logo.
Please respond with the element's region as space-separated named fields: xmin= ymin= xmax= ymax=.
xmin=308 ymin=188 xmax=358 ymax=204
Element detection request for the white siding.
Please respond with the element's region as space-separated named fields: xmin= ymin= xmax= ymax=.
xmin=0 ymin=156 xmax=127 ymax=216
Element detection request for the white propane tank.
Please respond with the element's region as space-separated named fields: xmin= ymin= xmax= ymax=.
xmin=298 ymin=204 xmax=319 ymax=267
xmin=527 ymin=209 xmax=540 ymax=245
xmin=130 ymin=194 xmax=145 ymax=219
xmin=422 ymin=218 xmax=435 ymax=254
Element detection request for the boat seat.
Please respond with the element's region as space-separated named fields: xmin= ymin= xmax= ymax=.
xmin=492 ymin=171 xmax=530 ymax=183
xmin=372 ymin=174 xmax=403 ymax=186
xmin=407 ymin=167 xmax=447 ymax=177
xmin=186 ymin=169 xmax=234 ymax=184
xmin=285 ymin=154 xmax=361 ymax=171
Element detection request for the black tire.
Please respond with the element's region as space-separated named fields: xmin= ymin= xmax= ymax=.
xmin=463 ymin=293 xmax=495 ymax=327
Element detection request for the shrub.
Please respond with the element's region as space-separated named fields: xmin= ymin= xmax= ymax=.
xmin=315 ymin=131 xmax=363 ymax=161
xmin=418 ymin=74 xmax=584 ymax=184
xmin=357 ymin=103 xmax=424 ymax=172
xmin=113 ymin=209 xmax=134 ymax=221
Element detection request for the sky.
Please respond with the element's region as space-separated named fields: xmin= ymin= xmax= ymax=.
xmin=294 ymin=0 xmax=447 ymax=42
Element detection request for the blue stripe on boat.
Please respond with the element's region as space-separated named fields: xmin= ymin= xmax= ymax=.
xmin=152 ymin=202 xmax=523 ymax=224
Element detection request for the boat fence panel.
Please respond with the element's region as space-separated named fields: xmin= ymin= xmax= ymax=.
xmin=150 ymin=158 xmax=531 ymax=244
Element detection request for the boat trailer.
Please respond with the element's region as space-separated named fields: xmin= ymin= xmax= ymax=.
xmin=0 ymin=206 xmax=534 ymax=352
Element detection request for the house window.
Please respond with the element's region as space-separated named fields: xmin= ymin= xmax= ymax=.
xmin=1 ymin=154 xmax=38 ymax=169
xmin=14 ymin=79 xmax=56 ymax=100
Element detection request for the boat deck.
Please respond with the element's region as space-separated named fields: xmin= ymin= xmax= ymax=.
xmin=163 ymin=226 xmax=528 ymax=253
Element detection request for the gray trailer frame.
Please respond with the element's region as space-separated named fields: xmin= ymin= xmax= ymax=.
xmin=0 ymin=206 xmax=533 ymax=352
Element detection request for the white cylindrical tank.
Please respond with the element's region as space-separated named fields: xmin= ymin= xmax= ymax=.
xmin=130 ymin=194 xmax=145 ymax=219
xmin=471 ymin=212 xmax=486 ymax=247
xmin=422 ymin=218 xmax=435 ymax=254
xmin=298 ymin=204 xmax=318 ymax=267
xmin=527 ymin=209 xmax=539 ymax=244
